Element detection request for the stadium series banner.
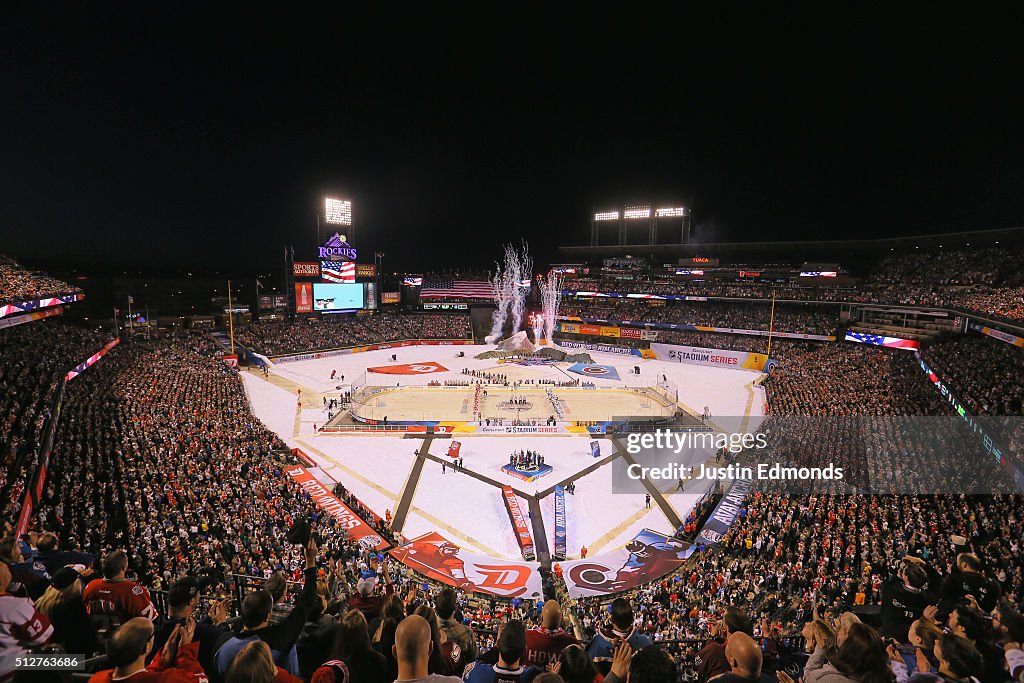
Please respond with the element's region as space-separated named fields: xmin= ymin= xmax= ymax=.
xmin=969 ymin=320 xmax=1024 ymax=348
xmin=390 ymin=531 xmax=543 ymax=598
xmin=553 ymin=486 xmax=567 ymax=561
xmin=284 ymin=466 xmax=390 ymax=551
xmin=696 ymin=478 xmax=755 ymax=546
xmin=649 ymin=343 xmax=777 ymax=373
xmin=559 ymin=529 xmax=693 ymax=598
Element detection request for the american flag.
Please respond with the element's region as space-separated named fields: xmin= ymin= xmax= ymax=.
xmin=420 ymin=277 xmax=494 ymax=299
xmin=321 ymin=261 xmax=355 ymax=283
xmin=844 ymin=331 xmax=920 ymax=350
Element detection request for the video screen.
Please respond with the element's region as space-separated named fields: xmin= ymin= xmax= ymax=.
xmin=312 ymin=282 xmax=365 ymax=311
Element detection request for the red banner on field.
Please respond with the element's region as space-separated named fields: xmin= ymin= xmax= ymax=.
xmin=284 ymin=465 xmax=390 ymax=551
xmin=448 ymin=441 xmax=462 ymax=459
xmin=502 ymin=486 xmax=536 ymax=561
xmin=390 ymin=531 xmax=542 ymax=598
xmin=368 ymin=361 xmax=449 ymax=375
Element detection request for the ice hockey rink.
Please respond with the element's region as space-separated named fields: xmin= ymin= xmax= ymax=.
xmin=241 ymin=343 xmax=766 ymax=561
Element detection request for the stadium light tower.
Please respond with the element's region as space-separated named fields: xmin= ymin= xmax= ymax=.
xmin=317 ymin=196 xmax=354 ymax=245
xmin=591 ymin=202 xmax=691 ymax=245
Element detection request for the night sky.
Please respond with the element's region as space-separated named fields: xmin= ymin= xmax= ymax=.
xmin=3 ymin=7 xmax=1024 ymax=274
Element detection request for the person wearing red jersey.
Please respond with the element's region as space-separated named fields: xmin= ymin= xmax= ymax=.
xmin=524 ymin=601 xmax=578 ymax=668
xmin=83 ymin=550 xmax=159 ymax=623
xmin=88 ymin=617 xmax=206 ymax=683
xmin=0 ymin=558 xmax=53 ymax=682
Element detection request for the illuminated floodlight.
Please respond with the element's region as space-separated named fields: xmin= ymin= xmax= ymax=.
xmin=324 ymin=197 xmax=353 ymax=225
xmin=594 ymin=211 xmax=620 ymax=221
xmin=655 ymin=207 xmax=687 ymax=217
xmin=623 ymin=206 xmax=651 ymax=220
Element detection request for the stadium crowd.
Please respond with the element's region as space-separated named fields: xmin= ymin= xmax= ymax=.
xmin=0 ymin=279 xmax=1023 ymax=681
xmin=0 ymin=321 xmax=110 ymax=531
xmin=562 ymin=245 xmax=1024 ymax=322
xmin=238 ymin=314 xmax=472 ymax=356
xmin=0 ymin=256 xmax=81 ymax=305
xmin=560 ymin=300 xmax=838 ymax=336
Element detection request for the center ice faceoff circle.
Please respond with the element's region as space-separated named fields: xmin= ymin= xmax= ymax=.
xmin=242 ymin=343 xmax=765 ymax=567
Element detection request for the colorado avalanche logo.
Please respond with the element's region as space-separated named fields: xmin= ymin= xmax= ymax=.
xmin=567 ymin=562 xmax=620 ymax=592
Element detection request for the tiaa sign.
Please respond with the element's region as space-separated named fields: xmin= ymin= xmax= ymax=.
xmin=319 ymin=233 xmax=358 ymax=260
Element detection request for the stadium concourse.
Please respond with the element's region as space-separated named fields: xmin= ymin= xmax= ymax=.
xmin=1 ymin=256 xmax=1024 ymax=683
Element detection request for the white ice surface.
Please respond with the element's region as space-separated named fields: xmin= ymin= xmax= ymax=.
xmin=241 ymin=344 xmax=762 ymax=560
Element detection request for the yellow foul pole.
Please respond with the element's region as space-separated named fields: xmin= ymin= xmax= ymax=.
xmin=227 ymin=278 xmax=234 ymax=356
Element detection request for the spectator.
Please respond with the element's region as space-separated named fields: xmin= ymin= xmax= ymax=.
xmin=311 ymin=609 xmax=388 ymax=683
xmin=149 ymin=577 xmax=231 ymax=674
xmin=695 ymin=606 xmax=753 ymax=682
xmin=586 ymin=598 xmax=653 ymax=675
xmin=226 ymin=640 xmax=305 ymax=683
xmin=880 ymin=555 xmax=940 ymax=640
xmin=391 ymin=614 xmax=461 ymax=683
xmin=83 ymin=550 xmax=159 ymax=622
xmin=941 ymin=553 xmax=1003 ymax=615
xmin=266 ymin=572 xmax=292 ymax=625
xmin=464 ymin=619 xmax=540 ymax=682
xmin=525 ymin=600 xmax=579 ymax=669
xmin=799 ymin=621 xmax=895 ymax=683
xmin=437 ymin=587 xmax=479 ymax=663
xmin=0 ymin=557 xmax=53 ymax=680
xmin=0 ymin=536 xmax=50 ymax=601
xmin=214 ymin=538 xmax=319 ymax=679
xmin=713 ymin=632 xmax=777 ymax=682
xmin=622 ymin=644 xmax=677 ymax=683
xmin=549 ymin=644 xmax=599 ymax=683
xmin=34 ymin=532 xmax=93 ymax=577
xmin=947 ymin=605 xmax=1006 ymax=683
xmin=895 ymin=632 xmax=984 ymax=683
xmin=88 ymin=617 xmax=204 ymax=683
xmin=34 ymin=565 xmax=98 ymax=657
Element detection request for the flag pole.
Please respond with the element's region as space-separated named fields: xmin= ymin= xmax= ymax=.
xmin=227 ymin=279 xmax=236 ymax=355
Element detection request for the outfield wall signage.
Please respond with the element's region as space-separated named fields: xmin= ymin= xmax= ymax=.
xmin=649 ymin=343 xmax=777 ymax=373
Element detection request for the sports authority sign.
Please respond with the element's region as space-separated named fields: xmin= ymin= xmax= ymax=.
xmin=367 ymin=361 xmax=449 ymax=375
xmin=390 ymin=531 xmax=543 ymax=598
xmin=293 ymin=261 xmax=321 ymax=278
xmin=284 ymin=466 xmax=390 ymax=551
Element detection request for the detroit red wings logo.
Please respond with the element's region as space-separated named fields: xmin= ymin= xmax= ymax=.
xmin=368 ymin=361 xmax=449 ymax=375
xmin=390 ymin=532 xmax=538 ymax=597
